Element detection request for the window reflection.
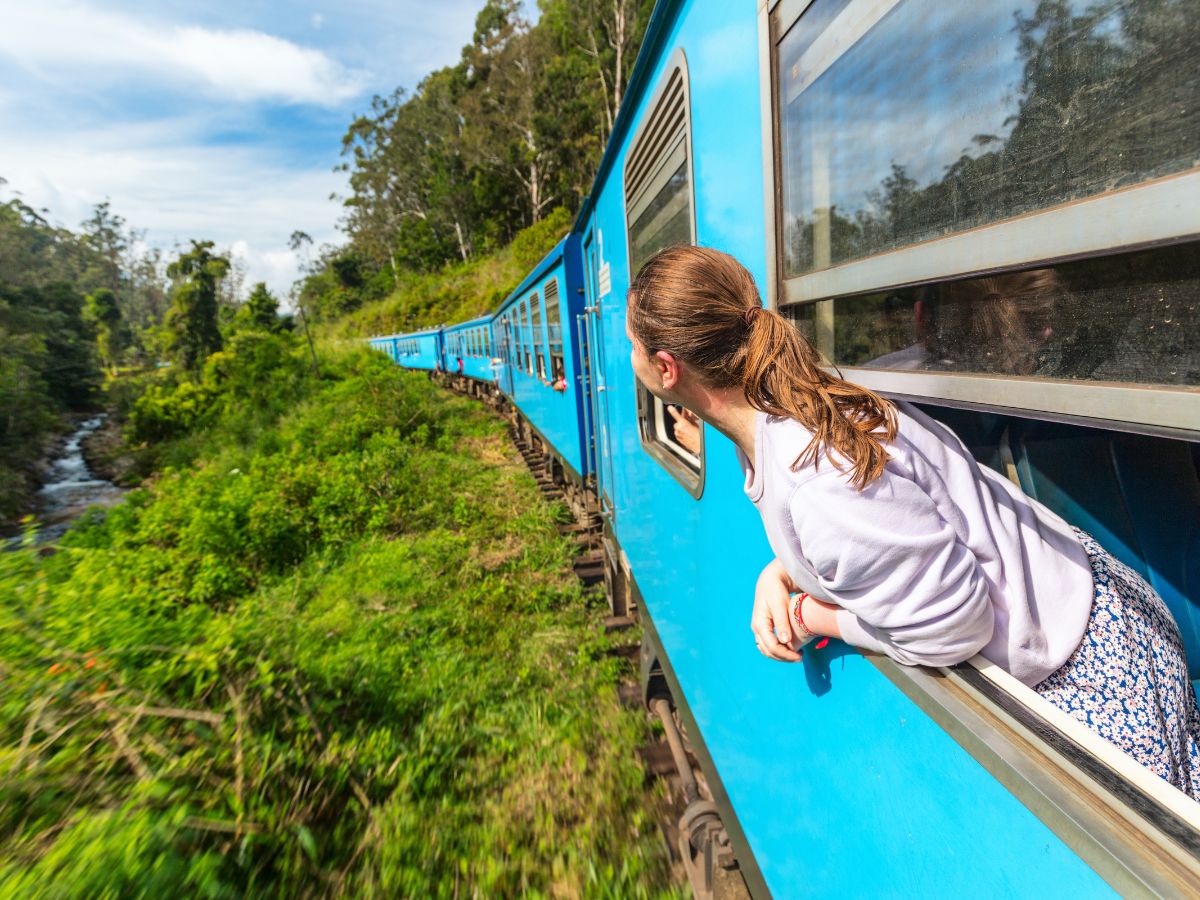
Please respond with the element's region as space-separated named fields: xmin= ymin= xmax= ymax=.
xmin=779 ymin=0 xmax=1200 ymax=278
xmin=783 ymin=242 xmax=1200 ymax=386
xmin=629 ymin=163 xmax=691 ymax=275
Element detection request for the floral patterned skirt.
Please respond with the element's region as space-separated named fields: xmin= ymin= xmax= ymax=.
xmin=1034 ymin=528 xmax=1200 ymax=799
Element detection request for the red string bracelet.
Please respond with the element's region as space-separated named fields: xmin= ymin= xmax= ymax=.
xmin=793 ymin=593 xmax=830 ymax=651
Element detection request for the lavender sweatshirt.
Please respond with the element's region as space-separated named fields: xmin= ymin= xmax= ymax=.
xmin=737 ymin=402 xmax=1094 ymax=686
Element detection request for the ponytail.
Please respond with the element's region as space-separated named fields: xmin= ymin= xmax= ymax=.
xmin=629 ymin=246 xmax=897 ymax=490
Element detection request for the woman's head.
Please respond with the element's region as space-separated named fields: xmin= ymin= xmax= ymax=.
xmin=627 ymin=245 xmax=896 ymax=489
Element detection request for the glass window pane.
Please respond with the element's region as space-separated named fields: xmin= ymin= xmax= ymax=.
xmin=784 ymin=241 xmax=1200 ymax=385
xmin=778 ymin=0 xmax=1200 ymax=278
xmin=520 ymin=301 xmax=532 ymax=374
xmin=629 ymin=162 xmax=692 ymax=276
xmin=530 ymin=294 xmax=545 ymax=379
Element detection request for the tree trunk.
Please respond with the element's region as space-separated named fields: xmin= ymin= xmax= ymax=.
xmin=611 ymin=0 xmax=627 ymax=116
xmin=454 ymin=221 xmax=470 ymax=261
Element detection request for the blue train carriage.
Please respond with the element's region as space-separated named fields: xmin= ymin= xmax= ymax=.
xmin=491 ymin=237 xmax=593 ymax=512
xmin=575 ymin=0 xmax=1200 ymax=896
xmin=442 ymin=315 xmax=496 ymax=387
xmin=367 ymin=333 xmax=403 ymax=364
xmin=376 ymin=327 xmax=444 ymax=372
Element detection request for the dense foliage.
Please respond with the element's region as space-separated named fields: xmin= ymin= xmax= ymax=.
xmin=300 ymin=0 xmax=653 ymax=330
xmin=165 ymin=241 xmax=231 ymax=372
xmin=330 ymin=206 xmax=573 ymax=338
xmin=1 ymin=341 xmax=676 ymax=896
xmin=0 ymin=196 xmax=108 ymax=523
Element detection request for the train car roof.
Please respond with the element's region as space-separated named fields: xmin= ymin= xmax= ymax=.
xmin=442 ymin=314 xmax=493 ymax=332
xmin=494 ymin=235 xmax=570 ymax=317
xmin=373 ymin=326 xmax=444 ymax=341
xmin=571 ymin=0 xmax=681 ymax=234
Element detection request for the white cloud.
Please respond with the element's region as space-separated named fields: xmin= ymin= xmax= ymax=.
xmin=2 ymin=117 xmax=344 ymax=301
xmin=311 ymin=13 xmax=325 ymax=30
xmin=0 ymin=2 xmax=364 ymax=106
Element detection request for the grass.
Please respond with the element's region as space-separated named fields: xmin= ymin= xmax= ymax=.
xmin=0 ymin=344 xmax=679 ymax=897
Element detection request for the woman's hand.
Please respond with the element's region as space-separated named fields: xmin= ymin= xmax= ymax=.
xmin=667 ymin=405 xmax=701 ymax=456
xmin=751 ymin=559 xmax=803 ymax=662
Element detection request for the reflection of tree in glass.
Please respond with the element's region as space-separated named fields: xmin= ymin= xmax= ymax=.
xmin=786 ymin=0 xmax=1200 ymax=272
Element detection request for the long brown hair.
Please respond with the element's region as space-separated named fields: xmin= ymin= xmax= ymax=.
xmin=628 ymin=245 xmax=897 ymax=489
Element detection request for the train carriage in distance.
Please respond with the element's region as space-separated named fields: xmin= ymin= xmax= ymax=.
xmin=490 ymin=237 xmax=593 ymax=493
xmin=371 ymin=0 xmax=1200 ymax=895
xmin=372 ymin=327 xmax=443 ymax=373
xmin=442 ymin=315 xmax=495 ymax=381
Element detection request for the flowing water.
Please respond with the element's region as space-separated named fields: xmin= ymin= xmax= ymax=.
xmin=31 ymin=415 xmax=126 ymax=542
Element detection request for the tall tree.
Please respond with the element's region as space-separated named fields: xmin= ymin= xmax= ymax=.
xmin=80 ymin=201 xmax=127 ymax=296
xmin=241 ymin=282 xmax=282 ymax=332
xmin=289 ymin=231 xmax=320 ymax=374
xmin=165 ymin=240 xmax=228 ymax=371
xmin=84 ymin=287 xmax=126 ymax=374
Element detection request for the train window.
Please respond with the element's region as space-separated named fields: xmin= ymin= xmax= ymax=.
xmin=544 ymin=278 xmax=565 ymax=383
xmin=529 ymin=293 xmax=547 ymax=381
xmin=624 ymin=48 xmax=704 ymax=498
xmin=519 ymin=301 xmax=532 ymax=375
xmin=772 ymin=0 xmax=1200 ymax=303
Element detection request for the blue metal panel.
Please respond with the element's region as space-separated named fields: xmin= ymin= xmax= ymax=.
xmin=573 ymin=1 xmax=1113 ymax=895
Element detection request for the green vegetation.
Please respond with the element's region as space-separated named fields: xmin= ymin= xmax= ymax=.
xmin=301 ymin=0 xmax=652 ymax=330
xmin=331 ymin=207 xmax=573 ymax=338
xmin=166 ymin=241 xmax=231 ymax=372
xmin=1 ymin=2 xmax=678 ymax=891
xmin=0 ymin=193 xmax=106 ymax=522
xmin=0 ymin=188 xmax=176 ymax=527
xmin=0 ymin=337 xmax=676 ymax=896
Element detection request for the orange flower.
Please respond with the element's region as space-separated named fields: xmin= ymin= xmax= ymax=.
xmin=47 ymin=662 xmax=66 ymax=675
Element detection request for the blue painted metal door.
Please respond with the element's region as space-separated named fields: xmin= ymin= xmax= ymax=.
xmin=583 ymin=229 xmax=615 ymax=520
xmin=496 ymin=319 xmax=514 ymax=396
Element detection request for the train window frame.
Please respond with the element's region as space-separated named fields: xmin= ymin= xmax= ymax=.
xmin=506 ymin=312 xmax=517 ymax=370
xmin=760 ymin=0 xmax=1200 ymax=441
xmin=544 ymin=277 xmax=566 ymax=384
xmin=519 ymin=300 xmax=533 ymax=375
xmin=529 ymin=292 xmax=547 ymax=382
xmin=623 ymin=46 xmax=705 ymax=499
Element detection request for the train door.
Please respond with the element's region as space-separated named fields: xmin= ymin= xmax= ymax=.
xmin=497 ymin=318 xmax=514 ymax=395
xmin=582 ymin=228 xmax=616 ymax=520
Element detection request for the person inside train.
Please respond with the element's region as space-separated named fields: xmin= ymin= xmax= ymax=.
xmin=625 ymin=245 xmax=1200 ymax=799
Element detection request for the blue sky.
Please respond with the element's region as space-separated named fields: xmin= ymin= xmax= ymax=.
xmin=0 ymin=0 xmax=535 ymax=299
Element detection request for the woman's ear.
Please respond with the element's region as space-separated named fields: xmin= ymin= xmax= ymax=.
xmin=654 ymin=350 xmax=680 ymax=390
